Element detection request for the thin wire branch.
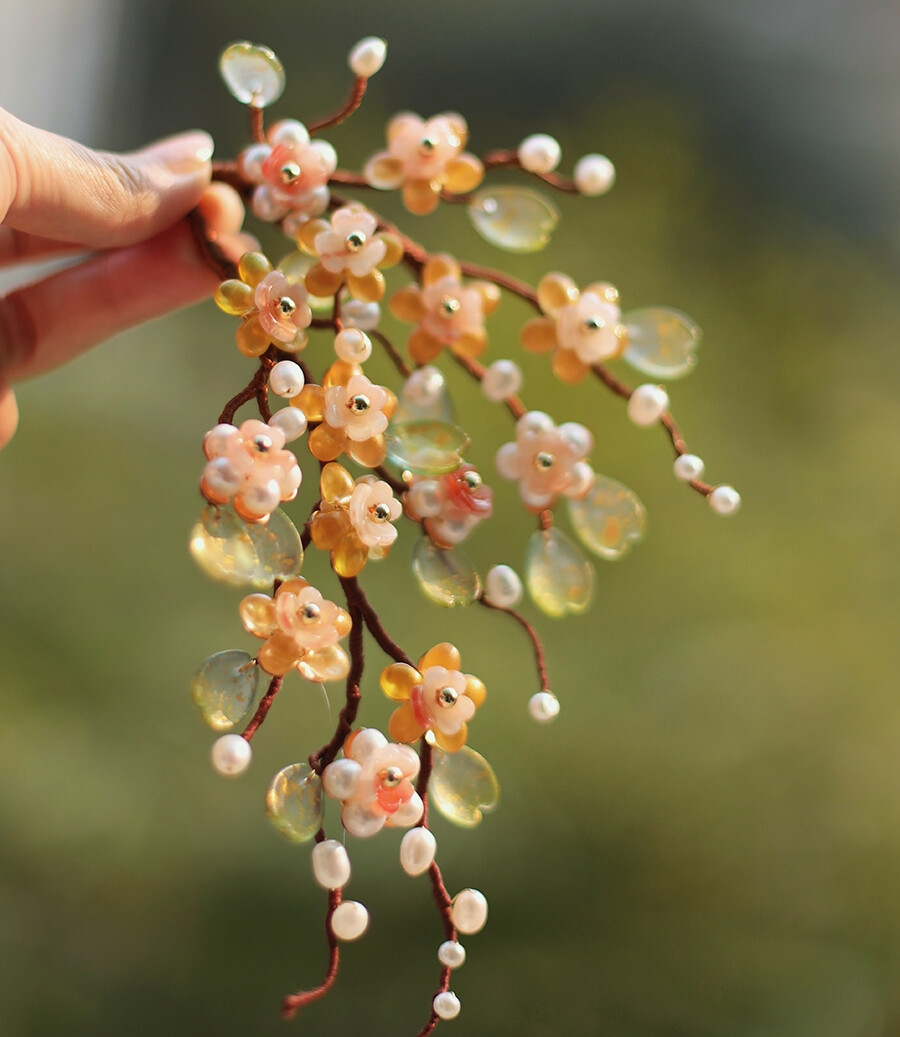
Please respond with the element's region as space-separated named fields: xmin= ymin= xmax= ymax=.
xmin=281 ymin=888 xmax=341 ymax=1019
xmin=241 ymin=673 xmax=284 ymax=742
xmin=478 ymin=597 xmax=551 ymax=693
xmin=308 ymin=76 xmax=368 ymax=135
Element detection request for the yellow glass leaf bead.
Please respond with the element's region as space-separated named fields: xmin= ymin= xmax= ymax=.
xmin=389 ymin=702 xmax=425 ymax=743
xmin=332 ymin=533 xmax=369 ymax=577
xmin=296 ymin=218 xmax=330 ymax=254
xmin=305 ymin=263 xmax=344 ymax=298
xmin=468 ymin=187 xmax=558 ymax=252
xmin=276 ymin=577 xmax=310 ymax=597
xmin=551 ymin=347 xmax=590 ymax=384
xmin=320 ymin=462 xmax=355 ymax=504
xmin=520 ymin=316 xmax=557 ymax=353
xmin=389 ymin=285 xmax=427 ymax=322
xmin=418 ymin=642 xmax=461 ymax=672
xmin=412 ymin=539 xmax=481 ymax=607
xmin=423 ymin=253 xmax=461 ymax=286
xmin=266 ymin=763 xmax=322 ymax=843
xmin=567 ymin=476 xmax=647 ymax=560
xmin=191 ymin=650 xmax=259 ymax=731
xmin=239 ymin=593 xmax=277 ymax=637
xmin=214 ymin=279 xmax=254 ymax=315
xmin=431 ymin=745 xmax=499 ymax=828
xmin=537 ymin=272 xmax=579 ymax=314
xmin=621 ymin=307 xmax=701 ymax=379
xmin=524 ymin=527 xmax=594 ymax=617
xmin=236 ymin=314 xmax=271 ymax=358
xmin=298 ymin=644 xmax=351 ymax=683
xmin=309 ymin=423 xmax=345 ymax=462
xmin=444 ymin=154 xmax=484 ymax=194
xmin=379 ymin=233 xmax=404 ymax=268
xmin=258 ymin=630 xmax=300 ymax=676
xmin=403 ymin=179 xmax=440 ymax=215
xmin=292 ymin=384 xmax=325 ymax=422
xmin=237 ymin=251 xmax=273 ymax=288
xmin=190 ymin=506 xmax=303 ymax=588
xmin=381 ymin=662 xmax=422 ymax=701
xmin=346 ymin=269 xmax=385 ymax=303
xmin=463 ymin=674 xmax=486 ymax=708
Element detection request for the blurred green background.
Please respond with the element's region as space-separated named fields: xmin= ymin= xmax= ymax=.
xmin=3 ymin=1 xmax=900 ymax=1034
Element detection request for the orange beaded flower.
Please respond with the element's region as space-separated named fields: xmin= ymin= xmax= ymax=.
xmin=364 ymin=112 xmax=484 ymax=214
xmin=380 ymin=643 xmax=486 ymax=752
xmin=390 ymin=254 xmax=500 ymax=364
xmin=520 ymin=273 xmax=625 ymax=383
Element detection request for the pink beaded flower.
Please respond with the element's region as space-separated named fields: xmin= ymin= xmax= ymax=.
xmin=390 ymin=254 xmax=500 ymax=364
xmin=520 ymin=274 xmax=626 ymax=383
xmin=239 ymin=578 xmax=352 ymax=682
xmin=200 ymin=419 xmax=302 ymax=523
xmin=381 ymin=643 xmax=486 ymax=753
xmin=496 ymin=411 xmax=594 ymax=511
xmin=322 ymin=728 xmax=423 ymax=838
xmin=405 ymin=464 xmax=493 ymax=548
xmin=364 ymin=112 xmax=484 ymax=214
xmin=304 ymin=370 xmax=397 ymax=468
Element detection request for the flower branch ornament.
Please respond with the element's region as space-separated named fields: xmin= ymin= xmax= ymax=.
xmin=187 ymin=36 xmax=741 ymax=1034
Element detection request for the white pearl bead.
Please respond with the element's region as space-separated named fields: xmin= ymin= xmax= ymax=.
xmin=484 ymin=564 xmax=523 ymax=608
xmin=709 ymin=484 xmax=741 ymax=516
xmin=269 ymin=119 xmax=310 ymax=148
xmin=403 ymin=366 xmax=445 ymax=408
xmin=311 ymin=839 xmax=352 ymax=889
xmin=574 ymin=153 xmax=616 ymax=195
xmin=517 ymin=133 xmax=561 ymax=174
xmin=237 ymin=143 xmax=271 ymax=181
xmin=330 ymin=900 xmax=369 ymax=941
xmin=529 ymin=691 xmax=560 ymax=722
xmin=433 ymin=991 xmax=461 ymax=1020
xmin=518 ymin=410 xmax=554 ymax=435
xmin=334 ymin=328 xmax=373 ymax=364
xmin=204 ymin=423 xmax=236 ymax=457
xmin=210 ymin=734 xmax=251 ymax=777
xmin=568 ymin=461 xmax=595 ymax=499
xmin=627 ymin=384 xmax=669 ymax=426
xmin=450 ymin=889 xmax=488 ymax=934
xmin=437 ymin=940 xmax=466 ymax=969
xmin=241 ymin=478 xmax=281 ymax=514
xmin=269 ymin=406 xmax=308 ymax=442
xmin=269 ymin=360 xmax=305 ymax=398
xmin=204 ymin=457 xmax=243 ymax=496
xmin=399 ymin=827 xmax=437 ymax=876
xmin=341 ymin=298 xmax=380 ymax=332
xmin=322 ymin=758 xmax=362 ymax=800
xmin=348 ymin=37 xmax=387 ymax=78
xmin=392 ymin=791 xmax=424 ymax=828
xmin=407 ymin=479 xmax=442 ymax=518
xmin=482 ymin=359 xmax=523 ymax=401
xmin=673 ymin=453 xmax=704 ymax=481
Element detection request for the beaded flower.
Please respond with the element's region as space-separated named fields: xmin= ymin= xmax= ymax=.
xmin=520 ymin=273 xmax=626 ymax=383
xmin=364 ymin=112 xmax=484 ymax=214
xmin=300 ymin=367 xmax=397 ymax=467
xmin=309 ymin=462 xmax=402 ymax=577
xmin=200 ymin=419 xmax=302 ymax=523
xmin=322 ymin=728 xmax=424 ymax=838
xmin=381 ymin=643 xmax=486 ymax=752
xmin=214 ymin=252 xmax=312 ymax=357
xmin=239 ymin=578 xmax=352 ymax=681
xmin=496 ymin=411 xmax=594 ymax=511
xmin=405 ymin=464 xmax=493 ymax=548
xmin=390 ymin=254 xmax=500 ymax=364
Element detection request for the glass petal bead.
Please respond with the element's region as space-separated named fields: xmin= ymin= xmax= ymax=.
xmin=190 ymin=506 xmax=303 ymax=589
xmin=266 ymin=763 xmax=323 ymax=843
xmin=567 ymin=476 xmax=647 ymax=560
xmin=412 ymin=539 xmax=481 ymax=607
xmin=384 ymin=420 xmax=469 ymax=476
xmin=468 ymin=187 xmax=558 ymax=253
xmin=219 ymin=42 xmax=285 ymax=107
xmin=430 ymin=746 xmax=499 ymax=828
xmin=191 ymin=650 xmax=259 ymax=731
xmin=297 ymin=643 xmax=352 ymax=683
xmin=525 ymin=527 xmax=594 ymax=617
xmin=621 ymin=307 xmax=701 ymax=379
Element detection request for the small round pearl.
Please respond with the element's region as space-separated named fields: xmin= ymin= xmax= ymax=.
xmin=433 ymin=991 xmax=461 ymax=1020
xmin=330 ymin=900 xmax=369 ymax=941
xmin=348 ymin=37 xmax=387 ymax=78
xmin=269 ymin=406 xmax=308 ymax=442
xmin=574 ymin=154 xmax=616 ymax=196
xmin=210 ymin=734 xmax=251 ymax=777
xmin=484 ymin=564 xmax=523 ymax=608
xmin=709 ymin=484 xmax=741 ymax=516
xmin=204 ymin=457 xmax=242 ymax=497
xmin=406 ymin=479 xmax=442 ymax=518
xmin=627 ymin=384 xmax=669 ymax=427
xmin=517 ymin=133 xmax=561 ymax=174
xmin=323 ymin=758 xmax=362 ymax=800
xmin=674 ymin=454 xmax=704 ymax=481
xmin=311 ymin=839 xmax=351 ymax=890
xmin=400 ymin=827 xmax=437 ymax=877
xmin=403 ymin=366 xmax=445 ymax=409
xmin=529 ymin=691 xmax=560 ymax=723
xmin=241 ymin=478 xmax=281 ymax=514
xmin=204 ymin=423 xmax=236 ymax=457
xmin=341 ymin=298 xmax=380 ymax=332
xmin=450 ymin=889 xmax=488 ymax=934
xmin=269 ymin=360 xmax=305 ymax=398
xmin=482 ymin=359 xmax=523 ymax=402
xmin=334 ymin=328 xmax=373 ymax=364
xmin=438 ymin=940 xmax=466 ymax=969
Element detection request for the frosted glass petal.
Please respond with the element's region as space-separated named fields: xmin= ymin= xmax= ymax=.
xmin=568 ymin=476 xmax=647 ymax=560
xmin=525 ymin=527 xmax=594 ymax=617
xmin=190 ymin=506 xmax=303 ymax=589
xmin=431 ymin=746 xmax=499 ymax=828
xmin=412 ymin=538 xmax=481 ymax=607
xmin=384 ymin=420 xmax=469 ymax=475
xmin=622 ymin=307 xmax=701 ymax=379
xmin=219 ymin=42 xmax=285 ymax=107
xmin=468 ymin=187 xmax=558 ymax=252
xmin=266 ymin=763 xmax=323 ymax=843
xmin=191 ymin=650 xmax=259 ymax=731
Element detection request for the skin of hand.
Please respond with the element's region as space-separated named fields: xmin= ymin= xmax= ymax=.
xmin=0 ymin=107 xmax=256 ymax=449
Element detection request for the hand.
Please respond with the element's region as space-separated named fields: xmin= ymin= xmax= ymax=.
xmin=0 ymin=108 xmax=254 ymax=449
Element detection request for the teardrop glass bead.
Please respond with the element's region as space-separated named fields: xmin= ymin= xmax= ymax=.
xmin=219 ymin=42 xmax=285 ymax=107
xmin=191 ymin=650 xmax=259 ymax=731
xmin=190 ymin=506 xmax=303 ymax=589
xmin=430 ymin=745 xmax=499 ymax=828
xmin=525 ymin=527 xmax=594 ymax=617
xmin=412 ymin=538 xmax=481 ymax=607
xmin=568 ymin=476 xmax=647 ymax=560
xmin=468 ymin=187 xmax=559 ymax=252
xmin=266 ymin=763 xmax=323 ymax=843
xmin=621 ymin=308 xmax=701 ymax=379
xmin=384 ymin=420 xmax=469 ymax=475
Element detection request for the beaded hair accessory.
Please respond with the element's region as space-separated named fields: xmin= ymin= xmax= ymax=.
xmin=189 ymin=38 xmax=740 ymax=1034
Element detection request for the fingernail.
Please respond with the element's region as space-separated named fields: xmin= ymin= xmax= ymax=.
xmin=142 ymin=130 xmax=215 ymax=175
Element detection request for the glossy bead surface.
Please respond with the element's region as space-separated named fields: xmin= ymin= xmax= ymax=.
xmin=269 ymin=406 xmax=308 ymax=442
xmin=673 ymin=453 xmax=704 ymax=481
xmin=482 ymin=359 xmax=522 ymax=401
xmin=399 ymin=827 xmax=437 ymax=876
xmin=433 ymin=992 xmax=461 ymax=1020
xmin=219 ymin=42 xmax=285 ymax=107
xmin=525 ymin=527 xmax=594 ymax=617
xmin=384 ymin=420 xmax=469 ymax=475
xmin=210 ymin=734 xmax=252 ymax=776
xmin=191 ymin=650 xmax=259 ymax=730
xmin=622 ymin=307 xmax=701 ymax=379
xmin=190 ymin=506 xmax=304 ymax=588
xmin=469 ymin=187 xmax=558 ymax=252
xmin=568 ymin=476 xmax=647 ymax=560
xmin=484 ymin=564 xmax=523 ymax=607
xmin=450 ymin=888 xmax=488 ymax=934
xmin=331 ymin=900 xmax=369 ymax=941
xmin=431 ymin=745 xmax=499 ymax=828
xmin=334 ymin=328 xmax=372 ymax=364
xmin=269 ymin=360 xmax=305 ymax=397
xmin=348 ymin=36 xmax=387 ymax=78
xmin=412 ymin=538 xmax=481 ymax=607
xmin=311 ymin=839 xmax=351 ymax=889
xmin=266 ymin=763 xmax=323 ymax=843
xmin=627 ymin=384 xmax=669 ymax=426
xmin=574 ymin=153 xmax=616 ymax=195
xmin=528 ymin=691 xmax=560 ymax=722
xmin=517 ymin=133 xmax=561 ymax=173
xmin=438 ymin=940 xmax=466 ymax=969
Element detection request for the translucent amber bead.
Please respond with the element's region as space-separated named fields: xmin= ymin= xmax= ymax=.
xmin=239 ymin=593 xmax=277 ymax=637
xmin=390 ymin=284 xmax=427 ymax=322
xmin=309 ymin=423 xmax=345 ymax=462
xmin=237 ymin=251 xmax=273 ymax=287
xmin=298 ymin=644 xmax=351 ymax=682
xmin=520 ymin=317 xmax=557 ymax=353
xmin=332 ymin=534 xmax=369 ymax=577
xmin=292 ymin=384 xmax=325 ymax=422
xmin=537 ymin=273 xmax=579 ymax=314
xmin=403 ymin=179 xmax=440 ymax=215
xmin=310 ymin=509 xmax=350 ymax=550
xmin=236 ymin=314 xmax=271 ymax=358
xmin=321 ymin=461 xmax=355 ymax=503
xmin=444 ymin=154 xmax=484 ymax=193
xmin=258 ymin=630 xmax=300 ymax=676
xmin=214 ymin=280 xmax=254 ymax=315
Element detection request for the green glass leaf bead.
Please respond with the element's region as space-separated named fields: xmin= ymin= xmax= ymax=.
xmin=219 ymin=42 xmax=285 ymax=107
xmin=384 ymin=420 xmax=469 ymax=475
xmin=525 ymin=527 xmax=594 ymax=617
xmin=191 ymin=650 xmax=259 ymax=731
xmin=468 ymin=187 xmax=559 ymax=252
xmin=412 ymin=538 xmax=481 ymax=607
xmin=190 ymin=506 xmax=303 ymax=589
xmin=265 ymin=763 xmax=323 ymax=843
xmin=431 ymin=745 xmax=499 ymax=828
xmin=621 ymin=307 xmax=701 ymax=379
xmin=568 ymin=476 xmax=647 ymax=560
